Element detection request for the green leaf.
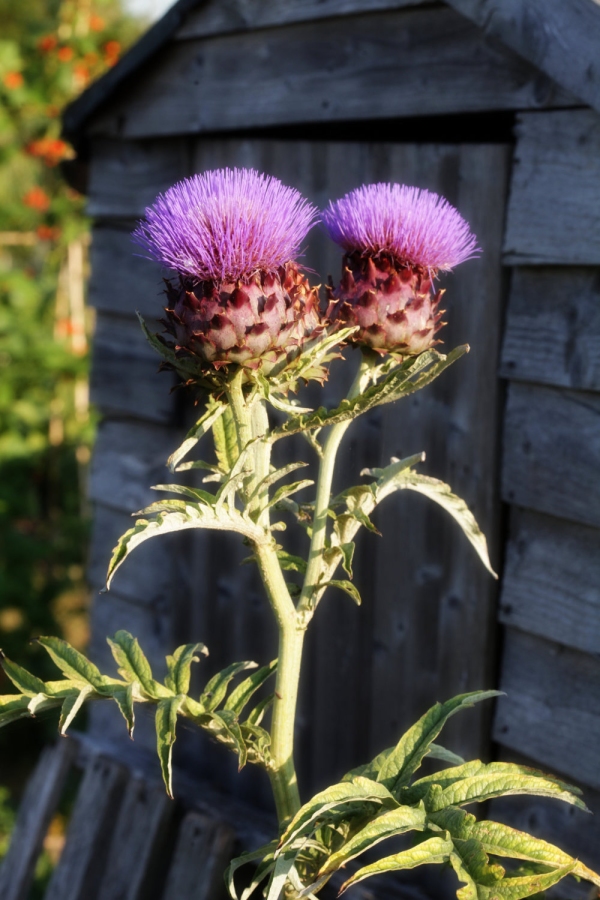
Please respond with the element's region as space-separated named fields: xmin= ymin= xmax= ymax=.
xmin=59 ymin=685 xmax=93 ymax=735
xmin=0 ymin=693 xmax=35 ymax=727
xmin=318 ymin=805 xmax=427 ymax=877
xmin=405 ymin=761 xmax=586 ymax=811
xmin=266 ymin=853 xmax=297 ymax=900
xmin=428 ymin=743 xmax=466 ymax=766
xmin=28 ymin=693 xmax=58 ymax=716
xmin=200 ymin=661 xmax=257 ymax=712
xmin=224 ymin=660 xmax=277 ymax=716
xmin=225 ymin=842 xmax=277 ymax=900
xmin=213 ymin=405 xmax=239 ymax=472
xmin=250 ymin=462 xmax=309 ymax=502
xmin=339 ymin=835 xmax=454 ymax=894
xmin=322 ymin=579 xmax=362 ymax=605
xmin=151 ymin=484 xmax=216 ymax=506
xmin=106 ymin=503 xmax=264 ymax=589
xmin=155 ymin=695 xmax=183 ymax=797
xmin=268 ymin=479 xmax=314 ymax=510
xmin=37 ymin=636 xmax=105 ymax=691
xmin=107 ymin=630 xmax=166 ymax=699
xmin=0 ymin=654 xmax=47 ymax=696
xmin=167 ymin=399 xmax=226 ymax=472
xmin=450 ymin=851 xmax=574 ymax=900
xmin=276 ymin=551 xmax=307 ymax=574
xmin=279 ymin=777 xmax=398 ymax=852
xmin=377 ymin=691 xmax=500 ymax=790
xmin=113 ymin=683 xmax=137 ymax=737
xmin=165 ymin=642 xmax=208 ymax=695
xmin=246 ymin=692 xmax=274 ymax=727
xmin=207 ymin=710 xmax=248 ymax=768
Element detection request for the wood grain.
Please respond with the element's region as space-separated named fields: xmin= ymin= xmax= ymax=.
xmin=493 ymin=628 xmax=600 ymax=791
xmin=502 ymin=382 xmax=600 ymax=529
xmin=88 ymin=137 xmax=190 ymax=218
xmin=162 ymin=812 xmax=234 ymax=900
xmin=499 ymin=508 xmax=600 ymax=656
xmin=504 ymin=110 xmax=600 ymax=265
xmin=445 ymin=0 xmax=600 ymax=115
xmin=0 ymin=740 xmax=77 ymax=900
xmin=45 ymin=754 xmax=128 ymax=900
xmin=91 ymin=313 xmax=177 ymax=423
xmin=500 ymin=267 xmax=600 ymax=391
xmin=89 ymin=224 xmax=169 ymax=318
xmin=88 ymin=7 xmax=568 ymax=139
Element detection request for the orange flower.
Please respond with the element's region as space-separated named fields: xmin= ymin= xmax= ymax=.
xmin=38 ymin=35 xmax=58 ymax=53
xmin=3 ymin=71 xmax=24 ymax=90
xmin=27 ymin=138 xmax=70 ymax=166
xmin=103 ymin=40 xmax=121 ymax=61
xmin=73 ymin=64 xmax=89 ymax=87
xmin=89 ymin=14 xmax=105 ymax=31
xmin=24 ymin=187 xmax=51 ymax=211
xmin=37 ymin=225 xmax=61 ymax=241
xmin=57 ymin=46 xmax=74 ymax=63
xmin=84 ymin=52 xmax=99 ymax=67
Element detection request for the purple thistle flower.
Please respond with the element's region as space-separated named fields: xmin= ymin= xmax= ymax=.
xmin=322 ymin=183 xmax=479 ymax=271
xmin=133 ymin=167 xmax=319 ymax=283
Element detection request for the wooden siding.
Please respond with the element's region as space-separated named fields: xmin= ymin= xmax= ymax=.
xmin=87 ymin=6 xmax=571 ymax=140
xmin=86 ymin=136 xmax=508 ymax=825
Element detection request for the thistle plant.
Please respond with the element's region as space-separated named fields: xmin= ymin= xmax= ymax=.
xmin=1 ymin=169 xmax=598 ymax=900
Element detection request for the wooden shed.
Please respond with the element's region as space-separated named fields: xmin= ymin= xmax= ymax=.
xmin=60 ymin=0 xmax=600 ymax=894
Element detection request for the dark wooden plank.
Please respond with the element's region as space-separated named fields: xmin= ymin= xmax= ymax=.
xmin=499 ymin=508 xmax=600 ymax=656
xmin=88 ymin=7 xmax=569 ymax=139
xmin=502 ymin=382 xmax=600 ymax=529
xmin=161 ymin=811 xmax=234 ymax=900
xmin=97 ymin=775 xmax=174 ymax=900
xmin=445 ymin=0 xmax=600 ymax=116
xmin=89 ymin=225 xmax=168 ymax=318
xmin=44 ymin=754 xmax=128 ymax=900
xmin=91 ymin=313 xmax=177 ymax=423
xmin=88 ymin=138 xmax=190 ymax=218
xmin=0 ymin=740 xmax=77 ymax=900
xmin=493 ymin=628 xmax=600 ymax=791
xmin=89 ymin=419 xmax=179 ymax=515
xmin=504 ymin=110 xmax=600 ymax=265
xmin=176 ymin=0 xmax=432 ymax=39
xmin=488 ymin=751 xmax=600 ymax=897
xmin=500 ymin=267 xmax=600 ymax=391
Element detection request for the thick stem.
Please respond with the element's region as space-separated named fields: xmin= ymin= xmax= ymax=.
xmin=298 ymin=354 xmax=374 ymax=611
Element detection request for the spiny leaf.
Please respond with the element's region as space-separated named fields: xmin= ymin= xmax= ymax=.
xmin=224 ymin=660 xmax=277 ymax=716
xmin=0 ymin=693 xmax=36 ymax=727
xmin=59 ymin=686 xmax=93 ymax=735
xmin=318 ymin=805 xmax=427 ymax=877
xmin=279 ymin=777 xmax=398 ymax=852
xmin=0 ymin=655 xmax=47 ymax=696
xmin=107 ymin=630 xmax=165 ymax=699
xmin=155 ymin=695 xmax=183 ymax=797
xmin=200 ymin=660 xmax=257 ymax=712
xmin=167 ymin=399 xmax=226 ymax=472
xmin=37 ymin=637 xmax=105 ymax=690
xmin=165 ymin=642 xmax=208 ymax=695
xmin=113 ymin=683 xmax=137 ymax=738
xmin=377 ymin=691 xmax=500 ymax=790
xmin=338 ymin=835 xmax=454 ymax=894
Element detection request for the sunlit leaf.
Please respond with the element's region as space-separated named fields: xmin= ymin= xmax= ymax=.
xmin=225 ymin=842 xmax=278 ymax=900
xmin=428 ymin=743 xmax=466 ymax=766
xmin=0 ymin=693 xmax=36 ymax=727
xmin=37 ymin=636 xmax=105 ymax=691
xmin=167 ymin=398 xmax=226 ymax=472
xmin=113 ymin=683 xmax=137 ymax=737
xmin=0 ymin=654 xmax=47 ymax=696
xmin=165 ymin=642 xmax=208 ymax=695
xmin=59 ymin=685 xmax=93 ymax=735
xmin=338 ymin=835 xmax=454 ymax=893
xmin=107 ymin=630 xmax=167 ymax=699
xmin=200 ymin=661 xmax=257 ymax=712
xmin=155 ymin=695 xmax=183 ymax=797
xmin=224 ymin=660 xmax=277 ymax=716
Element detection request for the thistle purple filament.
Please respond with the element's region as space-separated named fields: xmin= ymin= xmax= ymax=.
xmin=322 ymin=183 xmax=479 ymax=271
xmin=132 ymin=168 xmax=319 ymax=283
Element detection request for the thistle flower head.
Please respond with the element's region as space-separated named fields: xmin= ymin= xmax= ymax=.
xmin=133 ymin=167 xmax=319 ymax=283
xmin=322 ymin=182 xmax=479 ymax=271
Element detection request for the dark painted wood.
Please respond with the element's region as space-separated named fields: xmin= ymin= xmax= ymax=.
xmin=500 ymin=267 xmax=600 ymax=392
xmin=162 ymin=812 xmax=234 ymax=900
xmin=502 ymin=382 xmax=600 ymax=529
xmin=504 ymin=110 xmax=600 ymax=265
xmin=87 ymin=7 xmax=569 ymax=139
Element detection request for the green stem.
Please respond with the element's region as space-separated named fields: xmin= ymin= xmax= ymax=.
xmin=298 ymin=354 xmax=375 ymax=612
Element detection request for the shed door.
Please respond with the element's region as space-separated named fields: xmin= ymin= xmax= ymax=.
xmin=183 ymin=139 xmax=510 ymax=797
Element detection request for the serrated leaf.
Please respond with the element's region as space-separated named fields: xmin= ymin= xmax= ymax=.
xmin=151 ymin=484 xmax=216 ymax=506
xmin=0 ymin=693 xmax=35 ymax=727
xmin=450 ymin=852 xmax=574 ymax=900
xmin=106 ymin=504 xmax=264 ymax=589
xmin=339 ymin=835 xmax=454 ymax=894
xmin=279 ymin=777 xmax=397 ymax=852
xmin=156 ymin=695 xmax=183 ymax=797
xmin=323 ymin=579 xmax=362 ymax=605
xmin=377 ymin=691 xmax=500 ymax=790
xmin=268 ymin=479 xmax=314 ymax=510
xmin=406 ymin=761 xmax=586 ymax=811
xmin=225 ymin=842 xmax=277 ymax=900
xmin=0 ymin=655 xmax=47 ymax=696
xmin=428 ymin=743 xmax=466 ymax=766
xmin=37 ymin=636 xmax=105 ymax=690
xmin=165 ymin=642 xmax=208 ymax=695
xmin=318 ymin=805 xmax=427 ymax=877
xmin=59 ymin=685 xmax=93 ymax=735
xmin=200 ymin=660 xmax=257 ymax=712
xmin=107 ymin=630 xmax=164 ymax=698
xmin=224 ymin=660 xmax=277 ymax=716
xmin=167 ymin=399 xmax=226 ymax=472
xmin=213 ymin=404 xmax=239 ymax=472
xmin=250 ymin=462 xmax=309 ymax=503
xmin=113 ymin=683 xmax=136 ymax=737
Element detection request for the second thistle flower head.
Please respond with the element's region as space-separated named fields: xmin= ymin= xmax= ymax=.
xmin=323 ymin=183 xmax=479 ymax=356
xmin=132 ymin=168 xmax=322 ymax=372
